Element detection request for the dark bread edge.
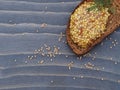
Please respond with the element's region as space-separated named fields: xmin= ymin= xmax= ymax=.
xmin=66 ymin=0 xmax=120 ymax=55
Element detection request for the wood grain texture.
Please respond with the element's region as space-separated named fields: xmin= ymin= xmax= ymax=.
xmin=0 ymin=0 xmax=119 ymax=90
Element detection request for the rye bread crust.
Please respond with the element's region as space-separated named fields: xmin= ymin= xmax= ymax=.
xmin=66 ymin=0 xmax=120 ymax=55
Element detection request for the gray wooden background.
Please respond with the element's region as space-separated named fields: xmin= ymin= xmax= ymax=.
xmin=0 ymin=0 xmax=119 ymax=90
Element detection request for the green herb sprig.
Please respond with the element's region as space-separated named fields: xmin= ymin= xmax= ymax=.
xmin=87 ymin=0 xmax=116 ymax=13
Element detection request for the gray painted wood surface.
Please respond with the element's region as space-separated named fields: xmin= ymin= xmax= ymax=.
xmin=0 ymin=0 xmax=120 ymax=90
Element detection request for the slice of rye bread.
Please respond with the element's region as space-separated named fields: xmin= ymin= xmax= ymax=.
xmin=66 ymin=0 xmax=120 ymax=55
